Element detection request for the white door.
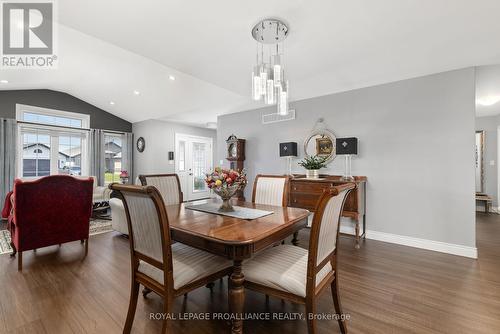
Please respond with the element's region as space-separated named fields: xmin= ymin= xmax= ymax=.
xmin=175 ymin=134 xmax=213 ymax=201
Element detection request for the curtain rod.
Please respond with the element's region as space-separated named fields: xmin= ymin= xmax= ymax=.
xmin=16 ymin=120 xmax=130 ymax=134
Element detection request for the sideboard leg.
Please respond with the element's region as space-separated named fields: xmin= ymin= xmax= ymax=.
xmin=355 ymin=221 xmax=360 ymax=249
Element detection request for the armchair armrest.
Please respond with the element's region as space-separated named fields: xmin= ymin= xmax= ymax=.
xmin=1 ymin=191 xmax=13 ymax=220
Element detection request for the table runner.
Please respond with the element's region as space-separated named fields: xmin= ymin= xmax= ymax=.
xmin=185 ymin=202 xmax=273 ymax=220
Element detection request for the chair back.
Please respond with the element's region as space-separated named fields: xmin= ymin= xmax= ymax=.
xmin=12 ymin=175 xmax=93 ymax=250
xmin=110 ymin=184 xmax=173 ymax=285
xmin=307 ymin=183 xmax=355 ymax=288
xmin=139 ymin=174 xmax=183 ymax=205
xmin=252 ymin=174 xmax=289 ymax=207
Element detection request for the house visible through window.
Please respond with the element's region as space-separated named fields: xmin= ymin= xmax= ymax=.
xmin=104 ymin=133 xmax=123 ymax=184
xmin=17 ymin=105 xmax=90 ymax=178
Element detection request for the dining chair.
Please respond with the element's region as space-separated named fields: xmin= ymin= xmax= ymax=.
xmin=243 ymin=183 xmax=356 ymax=334
xmin=138 ymin=174 xmax=183 ymax=205
xmin=109 ymin=183 xmax=232 ymax=334
xmin=252 ymin=174 xmax=290 ymax=207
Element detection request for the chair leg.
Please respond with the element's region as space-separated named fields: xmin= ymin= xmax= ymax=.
xmin=161 ymin=296 xmax=173 ymax=334
xmin=17 ymin=251 xmax=22 ymax=271
xmin=84 ymin=239 xmax=89 ymax=257
xmin=305 ymin=297 xmax=317 ymax=334
xmin=123 ymin=281 xmax=140 ymax=334
xmin=10 ymin=242 xmax=16 ymax=257
xmin=331 ymin=276 xmax=347 ymax=334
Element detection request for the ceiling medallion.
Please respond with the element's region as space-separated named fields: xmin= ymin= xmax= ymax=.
xmin=251 ymin=18 xmax=290 ymax=115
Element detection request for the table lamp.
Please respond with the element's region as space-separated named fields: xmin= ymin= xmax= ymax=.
xmin=279 ymin=142 xmax=298 ymax=175
xmin=336 ymin=137 xmax=358 ymax=181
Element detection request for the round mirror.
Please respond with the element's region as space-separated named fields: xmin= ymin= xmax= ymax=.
xmin=304 ymin=129 xmax=336 ymax=163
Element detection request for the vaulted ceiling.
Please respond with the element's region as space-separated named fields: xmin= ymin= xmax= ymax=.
xmin=2 ymin=0 xmax=500 ymax=126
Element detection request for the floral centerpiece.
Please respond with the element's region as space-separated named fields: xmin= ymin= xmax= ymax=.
xmin=205 ymin=167 xmax=247 ymax=212
xmin=298 ymin=155 xmax=328 ymax=179
xmin=119 ymin=170 xmax=129 ymax=184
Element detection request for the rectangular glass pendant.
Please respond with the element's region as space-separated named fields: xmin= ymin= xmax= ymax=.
xmin=273 ymin=55 xmax=282 ymax=87
xmin=259 ymin=66 xmax=268 ymax=97
xmin=265 ymin=79 xmax=275 ymax=104
xmin=252 ymin=71 xmax=261 ymax=100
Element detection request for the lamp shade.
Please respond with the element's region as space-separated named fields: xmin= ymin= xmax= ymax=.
xmin=280 ymin=142 xmax=298 ymax=157
xmin=336 ymin=137 xmax=358 ymax=155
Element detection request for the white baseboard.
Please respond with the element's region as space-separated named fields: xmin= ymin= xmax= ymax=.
xmin=366 ymin=230 xmax=478 ymax=259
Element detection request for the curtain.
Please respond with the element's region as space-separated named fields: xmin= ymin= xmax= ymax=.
xmin=122 ymin=132 xmax=134 ymax=184
xmin=0 ymin=118 xmax=17 ymax=205
xmin=89 ymin=129 xmax=105 ymax=186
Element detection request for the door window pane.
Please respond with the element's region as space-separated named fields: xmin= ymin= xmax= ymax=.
xmin=104 ymin=134 xmax=123 ymax=184
xmin=22 ymin=132 xmax=51 ymax=177
xmin=58 ymin=136 xmax=82 ymax=175
xmin=178 ymin=141 xmax=186 ymax=171
xmin=192 ymin=142 xmax=207 ymax=192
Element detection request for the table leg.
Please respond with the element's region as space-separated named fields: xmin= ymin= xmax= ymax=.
xmin=292 ymin=231 xmax=299 ymax=246
xmin=355 ymin=220 xmax=360 ymax=249
xmin=229 ymin=260 xmax=244 ymax=334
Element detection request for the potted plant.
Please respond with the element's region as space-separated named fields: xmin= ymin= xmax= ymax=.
xmin=298 ymin=156 xmax=327 ymax=179
xmin=205 ymin=167 xmax=247 ymax=212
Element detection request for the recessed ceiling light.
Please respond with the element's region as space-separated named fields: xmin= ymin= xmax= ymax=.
xmin=133 ymin=90 xmax=140 ymax=95
xmin=0 ymin=80 xmax=8 ymax=84
xmin=110 ymin=101 xmax=115 ymax=105
xmin=169 ymin=75 xmax=175 ymax=81
xmin=476 ymin=95 xmax=500 ymax=106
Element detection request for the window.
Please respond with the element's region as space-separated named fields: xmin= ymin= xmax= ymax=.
xmin=104 ymin=133 xmax=123 ymax=184
xmin=17 ymin=105 xmax=89 ymax=178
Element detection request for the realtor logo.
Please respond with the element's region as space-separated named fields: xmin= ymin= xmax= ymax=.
xmin=1 ymin=0 xmax=57 ymax=68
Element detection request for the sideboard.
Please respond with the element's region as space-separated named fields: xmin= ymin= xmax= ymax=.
xmin=288 ymin=175 xmax=367 ymax=248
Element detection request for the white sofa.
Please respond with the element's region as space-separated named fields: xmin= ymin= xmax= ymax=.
xmin=110 ymin=175 xmax=182 ymax=235
xmin=19 ymin=175 xmax=110 ymax=205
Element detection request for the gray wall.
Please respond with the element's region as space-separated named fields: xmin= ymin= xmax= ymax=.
xmin=0 ymin=89 xmax=131 ymax=132
xmin=133 ymin=119 xmax=216 ymax=177
xmin=475 ymin=115 xmax=499 ymax=206
xmin=218 ymin=68 xmax=476 ymax=248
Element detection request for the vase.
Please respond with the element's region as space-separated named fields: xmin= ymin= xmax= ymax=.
xmin=218 ymin=197 xmax=234 ymax=212
xmin=306 ymin=169 xmax=319 ymax=179
xmin=213 ymin=185 xmax=240 ymax=212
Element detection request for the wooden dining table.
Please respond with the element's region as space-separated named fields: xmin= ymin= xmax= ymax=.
xmin=164 ymin=198 xmax=310 ymax=334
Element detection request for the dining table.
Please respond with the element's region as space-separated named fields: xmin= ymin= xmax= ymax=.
xmin=164 ymin=198 xmax=310 ymax=334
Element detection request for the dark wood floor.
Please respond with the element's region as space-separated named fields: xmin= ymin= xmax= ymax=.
xmin=1 ymin=213 xmax=499 ymax=334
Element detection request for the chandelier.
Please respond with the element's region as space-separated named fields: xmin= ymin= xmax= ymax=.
xmin=251 ymin=19 xmax=289 ymax=115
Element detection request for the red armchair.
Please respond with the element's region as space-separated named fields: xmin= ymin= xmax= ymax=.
xmin=8 ymin=175 xmax=94 ymax=270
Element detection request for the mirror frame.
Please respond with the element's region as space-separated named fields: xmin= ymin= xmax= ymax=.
xmin=304 ymin=129 xmax=337 ymax=164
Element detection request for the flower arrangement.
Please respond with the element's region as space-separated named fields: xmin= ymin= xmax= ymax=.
xmin=119 ymin=170 xmax=129 ymax=184
xmin=298 ymin=156 xmax=328 ymax=170
xmin=205 ymin=167 xmax=247 ymax=212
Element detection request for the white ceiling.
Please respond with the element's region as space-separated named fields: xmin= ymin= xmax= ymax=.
xmin=3 ymin=0 xmax=500 ymax=126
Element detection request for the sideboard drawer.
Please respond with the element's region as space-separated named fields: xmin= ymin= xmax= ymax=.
xmin=290 ymin=193 xmax=320 ymax=211
xmin=290 ymin=182 xmax=330 ymax=194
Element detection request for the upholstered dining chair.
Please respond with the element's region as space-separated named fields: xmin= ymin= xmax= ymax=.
xmin=109 ymin=184 xmax=232 ymax=334
xmin=139 ymin=174 xmax=183 ymax=205
xmin=252 ymin=174 xmax=290 ymax=207
xmin=243 ymin=183 xmax=356 ymax=334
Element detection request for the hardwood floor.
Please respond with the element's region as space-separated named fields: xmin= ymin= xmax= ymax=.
xmin=1 ymin=214 xmax=499 ymax=334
